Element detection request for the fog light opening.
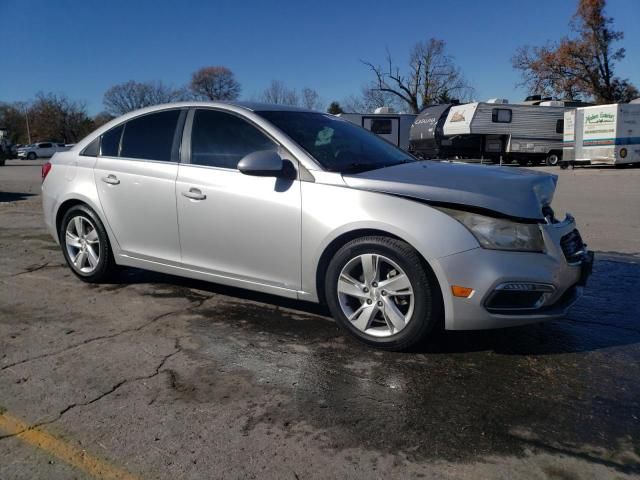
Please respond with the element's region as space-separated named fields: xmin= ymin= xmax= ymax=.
xmin=485 ymin=282 xmax=555 ymax=311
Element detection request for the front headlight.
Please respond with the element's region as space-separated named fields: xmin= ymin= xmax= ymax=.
xmin=436 ymin=207 xmax=545 ymax=252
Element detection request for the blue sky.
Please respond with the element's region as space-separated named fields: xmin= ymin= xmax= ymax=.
xmin=2 ymin=0 xmax=639 ymax=114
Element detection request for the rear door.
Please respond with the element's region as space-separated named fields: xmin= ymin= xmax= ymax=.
xmin=363 ymin=116 xmax=399 ymax=146
xmin=93 ymin=109 xmax=185 ymax=263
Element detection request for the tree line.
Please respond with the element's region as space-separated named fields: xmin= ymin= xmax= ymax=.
xmin=1 ymin=0 xmax=635 ymax=145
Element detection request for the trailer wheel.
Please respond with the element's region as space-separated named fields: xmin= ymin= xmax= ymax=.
xmin=546 ymin=153 xmax=560 ymax=166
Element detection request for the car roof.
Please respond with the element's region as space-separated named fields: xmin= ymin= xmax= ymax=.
xmin=135 ymin=100 xmax=316 ymax=113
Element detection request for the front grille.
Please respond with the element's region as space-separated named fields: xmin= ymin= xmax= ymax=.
xmin=560 ymin=229 xmax=585 ymax=263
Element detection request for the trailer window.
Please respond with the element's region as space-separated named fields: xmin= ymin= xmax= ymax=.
xmin=492 ymin=108 xmax=512 ymax=123
xmin=556 ymin=119 xmax=564 ymax=134
xmin=370 ymin=119 xmax=392 ymax=134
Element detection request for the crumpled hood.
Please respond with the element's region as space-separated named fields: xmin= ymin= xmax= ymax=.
xmin=342 ymin=160 xmax=558 ymax=220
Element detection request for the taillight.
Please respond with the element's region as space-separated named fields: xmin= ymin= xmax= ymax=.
xmin=41 ymin=161 xmax=52 ymax=182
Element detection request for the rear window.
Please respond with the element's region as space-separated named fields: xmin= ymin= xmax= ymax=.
xmin=120 ymin=110 xmax=181 ymax=162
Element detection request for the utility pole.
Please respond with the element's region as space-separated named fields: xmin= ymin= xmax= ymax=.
xmin=24 ymin=105 xmax=32 ymax=144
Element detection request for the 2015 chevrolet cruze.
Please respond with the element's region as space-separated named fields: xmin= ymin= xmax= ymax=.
xmin=42 ymin=102 xmax=593 ymax=350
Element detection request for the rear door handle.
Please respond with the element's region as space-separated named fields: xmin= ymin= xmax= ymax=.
xmin=182 ymin=188 xmax=206 ymax=200
xmin=101 ymin=174 xmax=120 ymax=185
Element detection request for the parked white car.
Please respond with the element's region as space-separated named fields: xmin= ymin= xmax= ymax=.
xmin=17 ymin=142 xmax=68 ymax=160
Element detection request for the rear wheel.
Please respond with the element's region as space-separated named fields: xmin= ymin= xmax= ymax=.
xmin=325 ymin=236 xmax=441 ymax=351
xmin=59 ymin=205 xmax=116 ymax=282
xmin=546 ymin=153 xmax=560 ymax=166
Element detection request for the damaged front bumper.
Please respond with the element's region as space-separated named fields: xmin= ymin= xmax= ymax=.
xmin=431 ymin=213 xmax=593 ymax=331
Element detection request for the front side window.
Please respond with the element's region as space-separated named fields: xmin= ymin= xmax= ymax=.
xmin=100 ymin=124 xmax=124 ymax=157
xmin=190 ymin=109 xmax=276 ymax=169
xmin=370 ymin=119 xmax=392 ymax=134
xmin=556 ymin=119 xmax=564 ymax=134
xmin=258 ymin=111 xmax=415 ymax=173
xmin=492 ymin=108 xmax=512 ymax=123
xmin=39 ymin=143 xmax=53 ymax=148
xmin=120 ymin=110 xmax=181 ymax=162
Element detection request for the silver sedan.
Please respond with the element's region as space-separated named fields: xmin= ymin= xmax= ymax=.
xmin=42 ymin=102 xmax=593 ymax=350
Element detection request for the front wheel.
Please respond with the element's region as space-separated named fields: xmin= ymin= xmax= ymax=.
xmin=26 ymin=152 xmax=37 ymax=160
xmin=325 ymin=236 xmax=442 ymax=351
xmin=59 ymin=205 xmax=116 ymax=282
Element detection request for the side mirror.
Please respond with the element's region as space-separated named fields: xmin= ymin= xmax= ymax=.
xmin=238 ymin=150 xmax=284 ymax=176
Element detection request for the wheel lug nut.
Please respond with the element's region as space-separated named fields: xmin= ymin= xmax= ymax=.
xmin=372 ymin=282 xmax=378 ymax=287
xmin=377 ymin=301 xmax=383 ymax=307
xmin=366 ymin=299 xmax=372 ymax=305
xmin=363 ymin=287 xmax=369 ymax=293
xmin=381 ymin=290 xmax=387 ymax=296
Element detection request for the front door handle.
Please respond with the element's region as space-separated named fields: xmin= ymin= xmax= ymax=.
xmin=101 ymin=174 xmax=120 ymax=185
xmin=182 ymin=188 xmax=206 ymax=200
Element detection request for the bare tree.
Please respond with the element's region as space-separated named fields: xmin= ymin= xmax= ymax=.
xmin=343 ymin=85 xmax=403 ymax=113
xmin=103 ymin=80 xmax=187 ymax=116
xmin=301 ymin=88 xmax=322 ymax=110
xmin=29 ymin=93 xmax=94 ymax=143
xmin=260 ymin=80 xmax=299 ymax=106
xmin=363 ymin=39 xmax=473 ymax=113
xmin=512 ymin=0 xmax=637 ymax=103
xmin=189 ymin=66 xmax=241 ymax=101
xmin=0 ymin=102 xmax=30 ymax=144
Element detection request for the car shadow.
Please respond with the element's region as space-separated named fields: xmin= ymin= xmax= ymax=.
xmin=0 ymin=192 xmax=36 ymax=203
xmin=103 ymin=256 xmax=640 ymax=357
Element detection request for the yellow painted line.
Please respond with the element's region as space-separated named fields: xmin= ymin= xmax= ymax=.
xmin=0 ymin=412 xmax=139 ymax=480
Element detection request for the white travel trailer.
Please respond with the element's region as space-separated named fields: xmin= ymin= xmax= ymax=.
xmin=562 ymin=103 xmax=640 ymax=167
xmin=338 ymin=108 xmax=417 ymax=151
xmin=441 ymin=101 xmax=567 ymax=165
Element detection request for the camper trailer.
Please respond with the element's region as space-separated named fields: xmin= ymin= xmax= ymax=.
xmin=562 ymin=103 xmax=640 ymax=167
xmin=438 ymin=101 xmax=567 ymax=165
xmin=338 ymin=108 xmax=417 ymax=150
xmin=408 ymin=104 xmax=481 ymax=159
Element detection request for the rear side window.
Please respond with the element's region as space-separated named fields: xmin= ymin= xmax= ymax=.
xmin=370 ymin=119 xmax=392 ymax=134
xmin=491 ymin=108 xmax=512 ymax=123
xmin=100 ymin=124 xmax=124 ymax=157
xmin=190 ymin=109 xmax=276 ymax=169
xmin=81 ymin=137 xmax=100 ymax=157
xmin=120 ymin=110 xmax=181 ymax=162
xmin=556 ymin=119 xmax=564 ymax=134
xmin=39 ymin=142 xmax=53 ymax=148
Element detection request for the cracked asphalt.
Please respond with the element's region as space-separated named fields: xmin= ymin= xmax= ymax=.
xmin=1 ymin=160 xmax=640 ymax=479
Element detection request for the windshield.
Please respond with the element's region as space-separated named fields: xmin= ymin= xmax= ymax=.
xmin=257 ymin=111 xmax=416 ymax=173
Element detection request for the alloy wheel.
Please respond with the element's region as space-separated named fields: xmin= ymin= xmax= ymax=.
xmin=337 ymin=253 xmax=415 ymax=337
xmin=65 ymin=215 xmax=100 ymax=274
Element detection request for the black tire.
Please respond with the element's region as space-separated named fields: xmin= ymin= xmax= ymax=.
xmin=559 ymin=161 xmax=569 ymax=170
xmin=546 ymin=153 xmax=560 ymax=166
xmin=59 ymin=204 xmax=116 ymax=283
xmin=325 ymin=236 xmax=442 ymax=351
xmin=27 ymin=152 xmax=37 ymax=160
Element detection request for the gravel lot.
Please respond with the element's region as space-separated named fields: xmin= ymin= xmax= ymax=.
xmin=1 ymin=160 xmax=639 ymax=479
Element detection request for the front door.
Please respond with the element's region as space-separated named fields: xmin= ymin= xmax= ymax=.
xmin=93 ymin=109 xmax=183 ymax=263
xmin=176 ymin=108 xmax=301 ymax=292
